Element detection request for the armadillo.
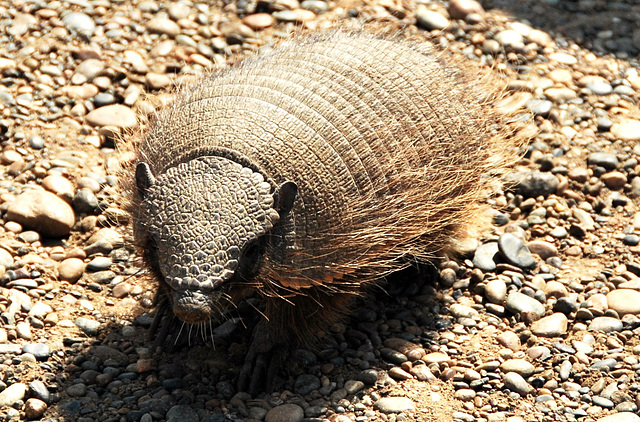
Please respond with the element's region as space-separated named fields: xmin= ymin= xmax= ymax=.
xmin=130 ymin=31 xmax=520 ymax=392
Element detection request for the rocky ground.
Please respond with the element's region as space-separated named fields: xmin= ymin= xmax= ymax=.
xmin=0 ymin=0 xmax=640 ymax=421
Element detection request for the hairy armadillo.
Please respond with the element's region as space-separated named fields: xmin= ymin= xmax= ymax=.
xmin=131 ymin=31 xmax=520 ymax=392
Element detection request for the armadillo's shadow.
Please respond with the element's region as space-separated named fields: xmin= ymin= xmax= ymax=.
xmin=53 ymin=263 xmax=458 ymax=420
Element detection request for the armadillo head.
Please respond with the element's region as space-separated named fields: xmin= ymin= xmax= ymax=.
xmin=135 ymin=156 xmax=296 ymax=324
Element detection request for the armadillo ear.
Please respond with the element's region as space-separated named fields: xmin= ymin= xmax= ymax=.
xmin=135 ymin=162 xmax=156 ymax=198
xmin=276 ymin=181 xmax=297 ymax=215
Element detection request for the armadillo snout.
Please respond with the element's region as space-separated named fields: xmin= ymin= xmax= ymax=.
xmin=170 ymin=288 xmax=218 ymax=324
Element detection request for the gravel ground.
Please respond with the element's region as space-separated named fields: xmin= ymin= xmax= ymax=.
xmin=1 ymin=0 xmax=640 ymax=421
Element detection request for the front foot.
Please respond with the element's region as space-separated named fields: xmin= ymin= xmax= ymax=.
xmin=237 ymin=321 xmax=289 ymax=395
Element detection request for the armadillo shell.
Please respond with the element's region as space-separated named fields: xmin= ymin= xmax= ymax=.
xmin=139 ymin=31 xmax=518 ymax=293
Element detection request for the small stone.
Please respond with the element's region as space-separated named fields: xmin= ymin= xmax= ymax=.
xmin=374 ymin=397 xmax=415 ymax=413
xmin=589 ymin=317 xmax=623 ymax=333
xmin=447 ymin=0 xmax=484 ymax=19
xmin=410 ymin=365 xmax=436 ymax=381
xmin=423 ymin=352 xmax=449 ymax=364
xmin=527 ymin=241 xmax=557 ymax=260
xmin=495 ymin=30 xmax=524 ymax=49
xmin=500 ymin=359 xmax=535 ymax=377
xmin=454 ymin=389 xmax=476 ymax=401
xmin=601 ymin=171 xmax=627 ymax=190
xmin=344 ymin=380 xmax=365 ymax=394
xmin=611 ymin=119 xmax=640 ymax=142
xmin=6 ymin=190 xmax=75 ymax=237
xmin=24 ymin=398 xmax=47 ymax=418
xmin=502 ymin=372 xmax=532 ymax=396
xmin=543 ymin=281 xmax=568 ymax=299
xmin=389 ymin=367 xmax=413 ymax=380
xmin=42 ymin=175 xmax=75 ymax=199
xmin=588 ymin=153 xmax=619 ymax=170
xmin=242 ymin=13 xmax=274 ymax=30
xmin=531 ymin=313 xmax=568 ymax=337
xmin=498 ymin=233 xmax=536 ymax=269
xmin=505 ymin=292 xmax=545 ymax=320
xmin=29 ymin=381 xmax=50 ymax=404
xmin=497 ymin=331 xmax=521 ymax=351
xmin=112 ymin=283 xmax=132 ymax=298
xmin=527 ymin=99 xmax=552 ymax=116
xmin=22 ymin=343 xmax=50 ymax=361
xmin=416 ymin=9 xmax=449 ymax=30
xmin=166 ymin=405 xmax=199 ymax=422
xmin=75 ymin=317 xmax=100 ymax=336
xmin=265 ymin=404 xmax=304 ymax=422
xmin=66 ymin=384 xmax=87 ymax=397
xmin=506 ymin=171 xmax=559 ymax=197
xmin=62 ymin=12 xmax=96 ymax=36
xmin=544 ymin=87 xmax=577 ymax=102
xmin=146 ymin=17 xmax=181 ymax=37
xmin=607 ymin=289 xmax=640 ymax=316
xmin=485 ymin=278 xmax=507 ymax=304
xmin=383 ymin=338 xmax=426 ymax=361
xmin=57 ymin=258 xmax=85 ymax=282
xmin=146 ymin=73 xmax=172 ymax=90
xmin=550 ymin=52 xmax=577 ymax=65
xmin=0 ymin=383 xmax=28 ymax=407
xmin=596 ymin=413 xmax=640 ymax=422
xmin=85 ymin=104 xmax=137 ymax=129
xmin=294 ymin=374 xmax=320 ymax=395
xmin=0 ymin=248 xmax=13 ymax=268
xmin=473 ymin=242 xmax=499 ymax=272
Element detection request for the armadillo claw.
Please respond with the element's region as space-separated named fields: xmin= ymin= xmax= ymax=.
xmin=237 ymin=324 xmax=288 ymax=395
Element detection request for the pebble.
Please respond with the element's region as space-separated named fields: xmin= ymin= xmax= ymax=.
xmin=495 ymin=30 xmax=524 ymax=49
xmin=146 ymin=17 xmax=181 ymax=37
xmin=374 ymin=397 xmax=415 ymax=413
xmin=294 ymin=374 xmax=321 ymax=395
xmin=24 ymin=398 xmax=47 ymax=419
xmin=22 ymin=343 xmax=50 ymax=361
xmin=0 ymin=383 xmax=27 ymax=407
xmin=588 ymin=317 xmax=623 ymax=333
xmin=62 ymin=12 xmax=96 ymax=36
xmin=527 ymin=99 xmax=552 ymax=116
xmin=416 ymin=9 xmax=449 ymax=30
xmin=588 ymin=153 xmax=619 ymax=170
xmin=502 ymin=372 xmax=531 ymax=396
xmin=166 ymin=405 xmax=199 ymax=422
xmin=531 ymin=313 xmax=568 ymax=337
xmin=597 ymin=413 xmax=640 ymax=422
xmin=447 ymin=0 xmax=484 ymax=19
xmin=473 ymin=242 xmax=499 ymax=272
xmin=57 ymin=258 xmax=86 ymax=282
xmin=0 ymin=248 xmax=13 ymax=268
xmin=601 ymin=171 xmax=627 ymax=190
xmin=75 ymin=317 xmax=100 ymax=336
xmin=265 ymin=404 xmax=304 ymax=422
xmin=85 ymin=104 xmax=138 ymax=129
xmin=526 ymin=240 xmax=557 ymax=260
xmin=611 ymin=119 xmax=640 ymax=142
xmin=485 ymin=278 xmax=507 ymax=304
xmin=498 ymin=233 xmax=536 ymax=269
xmin=505 ymin=292 xmax=545 ymax=319
xmin=5 ymin=190 xmax=75 ymax=237
xmin=507 ymin=171 xmax=559 ymax=197
xmin=606 ymin=289 xmax=640 ymax=316
xmin=242 ymin=13 xmax=275 ymax=30
xmin=500 ymin=359 xmax=535 ymax=377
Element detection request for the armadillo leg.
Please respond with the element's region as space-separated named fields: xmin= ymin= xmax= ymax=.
xmin=238 ymin=319 xmax=288 ymax=394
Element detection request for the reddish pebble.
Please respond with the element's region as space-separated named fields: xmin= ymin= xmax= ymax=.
xmin=242 ymin=13 xmax=274 ymax=30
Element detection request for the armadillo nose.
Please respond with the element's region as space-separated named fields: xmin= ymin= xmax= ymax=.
xmin=170 ymin=289 xmax=214 ymax=324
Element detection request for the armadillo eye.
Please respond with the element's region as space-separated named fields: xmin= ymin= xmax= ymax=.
xmin=240 ymin=241 xmax=263 ymax=277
